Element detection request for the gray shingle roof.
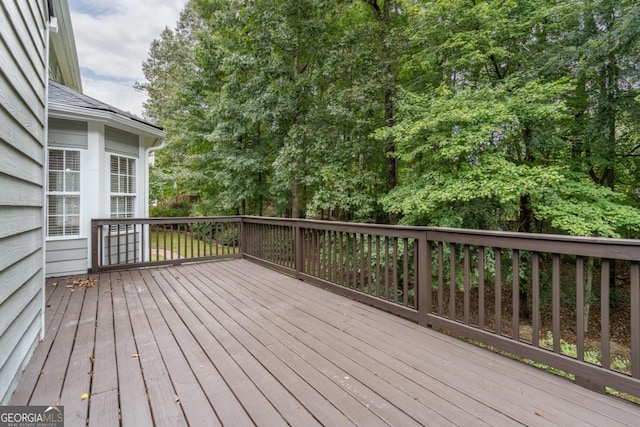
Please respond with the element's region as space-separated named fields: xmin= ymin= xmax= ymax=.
xmin=48 ymin=80 xmax=162 ymax=130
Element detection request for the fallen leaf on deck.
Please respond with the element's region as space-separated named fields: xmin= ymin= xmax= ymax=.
xmin=131 ymin=353 xmax=140 ymax=358
xmin=174 ymin=395 xmax=180 ymax=403
xmin=75 ymin=278 xmax=98 ymax=288
xmin=51 ymin=282 xmax=58 ymax=287
xmin=65 ymin=284 xmax=74 ymax=288
xmin=80 ymin=393 xmax=89 ymax=400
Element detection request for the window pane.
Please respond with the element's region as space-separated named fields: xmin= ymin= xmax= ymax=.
xmin=66 ymin=196 xmax=80 ymax=215
xmin=46 ymin=149 xmax=81 ymax=237
xmin=48 ymin=195 xmax=63 ymax=215
xmin=66 ymin=151 xmax=80 ymax=171
xmin=49 ymin=150 xmax=63 ymax=171
xmin=48 ymin=171 xmax=63 ymax=191
xmin=66 ymin=171 xmax=80 ymax=192
xmin=48 ymin=215 xmax=63 ymax=237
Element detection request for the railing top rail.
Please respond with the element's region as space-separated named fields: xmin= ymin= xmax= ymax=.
xmin=92 ymin=216 xmax=242 ymax=226
xmin=92 ymin=215 xmax=640 ymax=259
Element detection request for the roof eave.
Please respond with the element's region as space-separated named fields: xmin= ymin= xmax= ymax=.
xmin=49 ymin=102 xmax=166 ymax=139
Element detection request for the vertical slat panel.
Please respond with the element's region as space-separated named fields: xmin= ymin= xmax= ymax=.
xmin=495 ymin=248 xmax=502 ymax=335
xmin=631 ymin=262 xmax=640 ymax=378
xmin=532 ymin=252 xmax=540 ymax=347
xmin=450 ymin=243 xmax=456 ymax=320
xmin=601 ymin=259 xmax=610 ymax=370
xmin=512 ymin=249 xmax=520 ymax=340
xmin=463 ymin=245 xmax=470 ymax=325
xmin=552 ymin=254 xmax=561 ymax=354
xmin=576 ymin=257 xmax=585 ymax=361
xmin=478 ymin=246 xmax=485 ymax=330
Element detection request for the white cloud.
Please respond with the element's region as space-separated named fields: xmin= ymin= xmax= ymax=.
xmin=69 ymin=0 xmax=189 ymax=117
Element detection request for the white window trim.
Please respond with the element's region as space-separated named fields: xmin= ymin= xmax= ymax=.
xmin=109 ymin=153 xmax=138 ymax=219
xmin=46 ymin=148 xmax=83 ymax=240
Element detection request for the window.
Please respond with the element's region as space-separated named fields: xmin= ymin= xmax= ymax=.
xmin=47 ymin=149 xmax=80 ymax=237
xmin=110 ymin=155 xmax=136 ymax=218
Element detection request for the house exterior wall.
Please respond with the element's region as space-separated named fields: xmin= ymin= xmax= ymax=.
xmin=45 ymin=118 xmax=154 ymax=276
xmin=0 ymin=0 xmax=47 ymax=403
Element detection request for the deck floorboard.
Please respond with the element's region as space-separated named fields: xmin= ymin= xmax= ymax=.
xmin=10 ymin=259 xmax=640 ymax=426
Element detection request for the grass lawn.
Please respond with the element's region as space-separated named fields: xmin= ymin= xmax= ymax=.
xmin=150 ymin=229 xmax=237 ymax=260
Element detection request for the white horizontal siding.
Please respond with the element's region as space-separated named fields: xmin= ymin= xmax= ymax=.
xmin=45 ymin=238 xmax=88 ymax=277
xmin=0 ymin=0 xmax=46 ymax=404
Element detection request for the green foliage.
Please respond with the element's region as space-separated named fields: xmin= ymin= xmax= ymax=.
xmin=138 ymin=0 xmax=640 ymax=239
xmin=149 ymin=202 xmax=191 ymax=218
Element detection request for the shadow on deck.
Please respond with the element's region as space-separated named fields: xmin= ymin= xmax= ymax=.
xmin=10 ymin=260 xmax=640 ymax=426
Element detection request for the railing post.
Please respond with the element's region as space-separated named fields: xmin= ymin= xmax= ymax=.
xmin=90 ymin=220 xmax=99 ymax=273
xmin=295 ymin=223 xmax=303 ymax=280
xmin=418 ymin=231 xmax=432 ymax=327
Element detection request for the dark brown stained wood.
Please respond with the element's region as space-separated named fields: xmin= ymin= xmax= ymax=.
xmin=12 ymin=260 xmax=640 ymax=426
xmin=169 ymin=266 xmax=358 ymax=426
xmin=29 ymin=280 xmax=85 ymax=405
xmin=110 ymin=271 xmax=154 ymax=427
xmin=10 ymin=280 xmax=71 ymax=405
xmin=120 ymin=270 xmax=188 ymax=426
xmin=151 ymin=268 xmax=319 ymax=427
xmin=222 ymin=261 xmax=640 ymax=426
xmin=130 ymin=269 xmax=224 ymax=427
xmin=149 ymin=268 xmax=289 ymax=426
xmin=200 ymin=262 xmax=478 ymax=426
xmin=59 ymin=279 xmax=98 ymax=426
xmin=88 ymin=273 xmax=118 ymax=426
xmin=185 ymin=264 xmax=417 ymax=426
xmin=632 ymin=262 xmax=640 ymax=379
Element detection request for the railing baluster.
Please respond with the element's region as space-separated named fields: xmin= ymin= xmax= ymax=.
xmin=632 ymin=261 xmax=639 ymax=378
xmin=376 ymin=235 xmax=381 ymax=298
xmin=512 ymin=249 xmax=520 ymax=340
xmin=403 ymin=238 xmax=409 ymax=306
xmin=384 ymin=236 xmax=390 ymax=301
xmin=552 ymin=254 xmax=561 ymax=354
xmin=532 ymin=252 xmax=540 ymax=347
xmin=601 ymin=259 xmax=610 ymax=369
xmin=438 ymin=242 xmax=444 ymax=316
xmin=495 ymin=248 xmax=502 ymax=335
xmin=393 ymin=237 xmax=398 ymax=303
xmin=464 ymin=244 xmax=470 ymax=325
xmin=367 ymin=234 xmax=373 ymax=295
xmin=450 ymin=243 xmax=456 ymax=320
xmin=576 ymin=257 xmax=585 ymax=361
xmin=360 ymin=233 xmax=366 ymax=292
xmin=478 ymin=246 xmax=485 ymax=330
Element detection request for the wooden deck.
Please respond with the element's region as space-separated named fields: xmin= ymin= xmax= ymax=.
xmin=10 ymin=260 xmax=640 ymax=426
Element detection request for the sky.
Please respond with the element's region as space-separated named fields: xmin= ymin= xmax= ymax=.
xmin=68 ymin=0 xmax=190 ymax=118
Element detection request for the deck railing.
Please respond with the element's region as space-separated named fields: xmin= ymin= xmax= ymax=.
xmin=91 ymin=217 xmax=241 ymax=272
xmin=92 ymin=216 xmax=640 ymax=397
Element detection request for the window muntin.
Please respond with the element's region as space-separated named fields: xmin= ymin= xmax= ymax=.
xmin=47 ymin=149 xmax=81 ymax=237
xmin=110 ymin=155 xmax=136 ymax=218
